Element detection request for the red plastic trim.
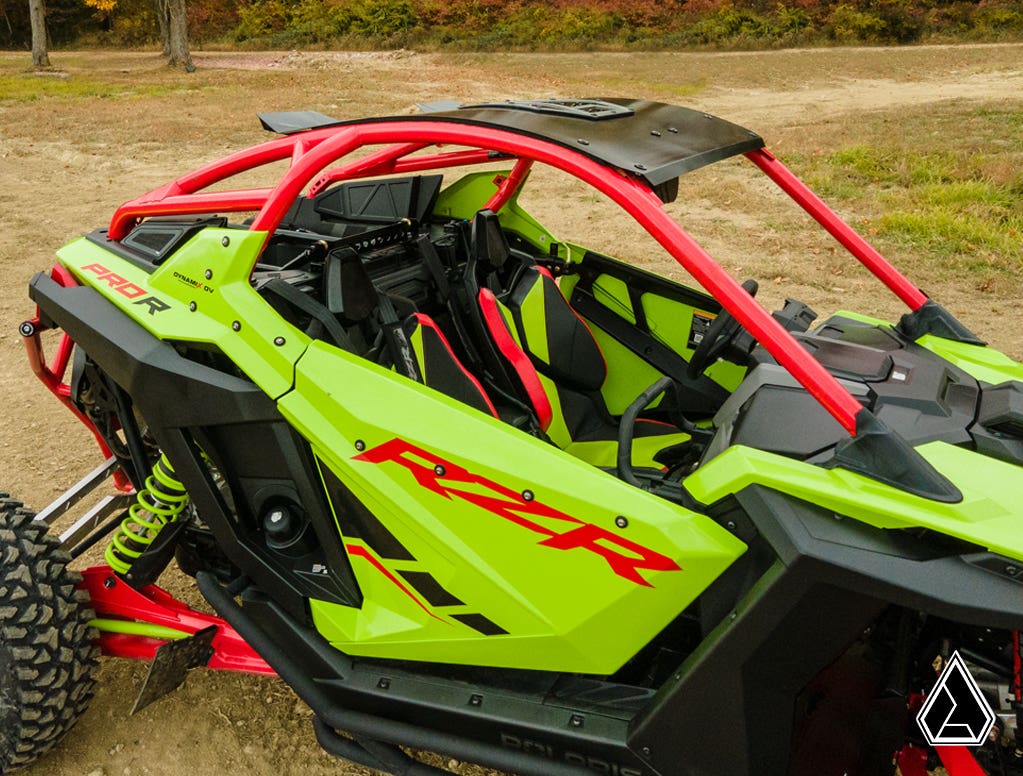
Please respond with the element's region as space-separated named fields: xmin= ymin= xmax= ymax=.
xmin=412 ymin=313 xmax=499 ymax=419
xmin=346 ymin=544 xmax=445 ymax=622
xmin=478 ymin=288 xmax=554 ymax=431
xmin=81 ymin=566 xmax=275 ymax=675
xmin=745 ymin=149 xmax=928 ymax=311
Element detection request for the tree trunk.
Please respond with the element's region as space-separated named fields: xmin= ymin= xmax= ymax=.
xmin=29 ymin=0 xmax=49 ymax=68
xmin=153 ymin=0 xmax=170 ymax=57
xmin=165 ymin=0 xmax=194 ymax=72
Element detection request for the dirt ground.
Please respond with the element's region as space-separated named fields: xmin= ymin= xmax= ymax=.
xmin=1 ymin=43 xmax=1021 ymax=775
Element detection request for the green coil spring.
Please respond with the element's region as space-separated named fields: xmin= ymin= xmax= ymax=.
xmin=105 ymin=454 xmax=189 ymax=575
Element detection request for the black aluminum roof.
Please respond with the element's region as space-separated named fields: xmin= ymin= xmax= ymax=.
xmin=258 ymin=98 xmax=765 ymax=188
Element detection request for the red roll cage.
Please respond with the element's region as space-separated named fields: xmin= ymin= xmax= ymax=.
xmin=107 ymin=119 xmax=932 ymax=437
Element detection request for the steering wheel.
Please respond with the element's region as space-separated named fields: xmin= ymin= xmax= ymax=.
xmin=686 ymin=279 xmax=759 ymax=379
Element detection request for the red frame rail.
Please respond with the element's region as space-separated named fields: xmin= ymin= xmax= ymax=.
xmin=104 ymin=118 xmax=936 ymax=436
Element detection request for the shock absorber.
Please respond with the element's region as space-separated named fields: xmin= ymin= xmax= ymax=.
xmin=105 ymin=454 xmax=189 ymax=575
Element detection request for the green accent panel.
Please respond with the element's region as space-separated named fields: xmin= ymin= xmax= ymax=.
xmin=832 ymin=309 xmax=892 ymax=327
xmin=685 ymin=441 xmax=1023 ymax=562
xmin=590 ymin=328 xmax=666 ymax=416
xmin=537 ymin=371 xmax=572 ymax=449
xmin=280 ymin=342 xmax=745 ymax=673
xmin=917 ymin=335 xmax=1023 ymax=386
xmin=408 ymin=324 xmax=426 ymax=381
xmin=566 ymin=431 xmax=691 ymax=469
xmin=592 ymin=275 xmax=636 ymax=325
xmin=89 ymin=618 xmax=189 ymax=641
xmin=641 ymin=294 xmax=746 ymax=392
xmin=57 ymin=231 xmax=307 ymax=399
xmin=433 ymin=171 xmax=563 ymax=257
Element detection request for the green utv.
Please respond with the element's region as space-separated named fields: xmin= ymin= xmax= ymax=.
xmin=5 ymin=99 xmax=1023 ymax=776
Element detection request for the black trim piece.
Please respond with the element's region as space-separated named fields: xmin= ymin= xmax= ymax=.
xmin=397 ymin=571 xmax=464 ymax=608
xmin=197 ymin=576 xmax=646 ymax=776
xmin=451 ymin=613 xmax=509 ymax=637
xmin=829 ymin=409 xmax=962 ymax=503
xmin=896 ymin=299 xmax=985 ymax=346
xmin=319 ymin=460 xmax=416 ymax=562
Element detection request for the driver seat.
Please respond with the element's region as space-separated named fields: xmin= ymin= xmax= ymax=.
xmin=470 ymin=213 xmax=691 ymax=468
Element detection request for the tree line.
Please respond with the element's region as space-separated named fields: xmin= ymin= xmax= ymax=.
xmin=5 ymin=0 xmax=1023 ymax=62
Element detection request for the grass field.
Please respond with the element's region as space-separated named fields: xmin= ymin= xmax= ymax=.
xmin=0 ymin=44 xmax=1020 ymax=776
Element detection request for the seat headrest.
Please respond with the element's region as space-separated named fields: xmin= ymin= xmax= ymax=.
xmin=324 ymin=247 xmax=378 ymax=323
xmin=471 ymin=209 xmax=511 ymax=272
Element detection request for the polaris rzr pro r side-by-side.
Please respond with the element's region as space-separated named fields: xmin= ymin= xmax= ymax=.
xmin=6 ymin=98 xmax=1023 ymax=776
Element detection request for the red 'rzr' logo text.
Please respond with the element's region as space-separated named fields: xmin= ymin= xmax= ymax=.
xmin=354 ymin=438 xmax=681 ymax=586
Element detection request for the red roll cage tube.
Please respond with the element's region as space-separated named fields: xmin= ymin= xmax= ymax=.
xmin=107 ymin=119 xmax=934 ymax=437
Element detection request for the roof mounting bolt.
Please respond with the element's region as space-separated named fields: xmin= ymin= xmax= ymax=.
xmin=667 ymin=127 xmax=678 ymax=133
xmin=273 ymin=336 xmax=286 ymax=346
xmin=642 ymin=746 xmax=652 ymax=757
xmin=576 ymin=138 xmax=590 ymax=146
xmin=569 ymin=714 xmax=585 ymax=728
xmin=231 ymin=321 xmax=241 ymax=332
xmin=355 ymin=440 xmax=366 ymax=452
xmin=377 ymin=678 xmax=390 ymax=690
xmin=522 ymin=489 xmax=534 ymax=502
xmin=615 ymin=516 xmax=628 ymax=529
xmin=189 ymin=301 xmax=197 ymax=312
xmin=650 ymin=130 xmax=661 ymax=137
xmin=1006 ymin=565 xmax=1018 ymax=576
xmin=434 ymin=464 xmax=446 ymax=476
xmin=204 ymin=269 xmax=213 ymax=280
xmin=634 ymin=163 xmax=648 ymax=171
xmin=726 ymin=520 xmax=737 ymax=531
xmin=469 ymin=694 xmax=483 ymax=707
xmin=221 ymin=236 xmax=230 ymax=247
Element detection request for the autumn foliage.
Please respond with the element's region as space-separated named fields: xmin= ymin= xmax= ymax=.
xmin=3 ymin=0 xmax=1023 ymax=49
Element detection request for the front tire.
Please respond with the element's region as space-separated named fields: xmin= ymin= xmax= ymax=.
xmin=0 ymin=496 xmax=99 ymax=774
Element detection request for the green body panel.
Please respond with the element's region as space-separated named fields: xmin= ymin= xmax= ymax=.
xmin=685 ymin=441 xmax=1023 ymax=562
xmin=279 ymin=341 xmax=746 ymax=673
xmin=916 ymin=334 xmax=1023 ymax=386
xmin=56 ymin=231 xmax=308 ymax=399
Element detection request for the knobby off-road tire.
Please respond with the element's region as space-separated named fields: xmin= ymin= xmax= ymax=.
xmin=0 ymin=496 xmax=99 ymax=774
